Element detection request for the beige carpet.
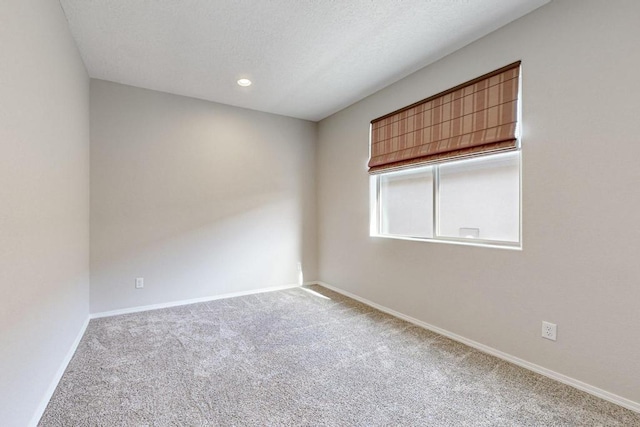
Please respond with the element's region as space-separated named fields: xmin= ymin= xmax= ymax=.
xmin=40 ymin=285 xmax=640 ymax=426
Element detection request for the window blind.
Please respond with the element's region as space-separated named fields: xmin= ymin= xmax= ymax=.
xmin=369 ymin=61 xmax=521 ymax=174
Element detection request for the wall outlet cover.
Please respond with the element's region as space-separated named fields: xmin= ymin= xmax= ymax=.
xmin=542 ymin=321 xmax=557 ymax=341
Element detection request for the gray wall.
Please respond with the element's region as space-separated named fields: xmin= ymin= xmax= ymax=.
xmin=317 ymin=0 xmax=640 ymax=404
xmin=0 ymin=1 xmax=90 ymax=426
xmin=90 ymin=80 xmax=317 ymax=313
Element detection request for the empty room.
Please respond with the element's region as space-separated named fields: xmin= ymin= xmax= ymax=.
xmin=2 ymin=0 xmax=640 ymax=425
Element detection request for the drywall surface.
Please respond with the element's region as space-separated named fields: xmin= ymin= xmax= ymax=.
xmin=0 ymin=1 xmax=90 ymax=426
xmin=90 ymin=80 xmax=317 ymax=313
xmin=317 ymin=0 xmax=640 ymax=405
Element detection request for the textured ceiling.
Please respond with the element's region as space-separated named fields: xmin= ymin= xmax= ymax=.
xmin=59 ymin=0 xmax=549 ymax=121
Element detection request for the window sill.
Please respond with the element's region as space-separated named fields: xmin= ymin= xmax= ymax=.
xmin=370 ymin=233 xmax=522 ymax=251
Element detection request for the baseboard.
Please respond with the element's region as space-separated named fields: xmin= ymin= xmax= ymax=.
xmin=91 ymin=283 xmax=305 ymax=319
xmin=29 ymin=316 xmax=90 ymax=427
xmin=313 ymin=281 xmax=640 ymax=414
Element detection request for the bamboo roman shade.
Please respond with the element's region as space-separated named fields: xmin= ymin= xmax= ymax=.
xmin=369 ymin=61 xmax=521 ymax=174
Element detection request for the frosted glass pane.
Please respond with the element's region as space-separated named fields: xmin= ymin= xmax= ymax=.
xmin=380 ymin=167 xmax=433 ymax=237
xmin=438 ymin=152 xmax=520 ymax=243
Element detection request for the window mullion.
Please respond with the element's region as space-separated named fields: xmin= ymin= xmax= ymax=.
xmin=377 ymin=175 xmax=382 ymax=235
xmin=433 ymin=165 xmax=439 ymax=239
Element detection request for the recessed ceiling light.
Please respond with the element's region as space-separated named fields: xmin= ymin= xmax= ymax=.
xmin=237 ymin=78 xmax=252 ymax=87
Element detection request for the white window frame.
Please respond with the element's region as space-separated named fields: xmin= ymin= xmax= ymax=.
xmin=369 ymin=151 xmax=522 ymax=250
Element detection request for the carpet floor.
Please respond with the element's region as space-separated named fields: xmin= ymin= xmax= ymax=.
xmin=40 ymin=285 xmax=640 ymax=426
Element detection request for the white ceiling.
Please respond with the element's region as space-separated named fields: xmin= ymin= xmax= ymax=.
xmin=59 ymin=0 xmax=549 ymax=121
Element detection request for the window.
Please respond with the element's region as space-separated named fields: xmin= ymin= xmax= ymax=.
xmin=379 ymin=166 xmax=434 ymax=238
xmin=372 ymin=151 xmax=520 ymax=247
xmin=368 ymin=62 xmax=522 ymax=248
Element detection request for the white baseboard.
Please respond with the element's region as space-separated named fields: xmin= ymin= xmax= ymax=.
xmin=29 ymin=316 xmax=90 ymax=427
xmin=313 ymin=281 xmax=640 ymax=414
xmin=91 ymin=283 xmax=305 ymax=319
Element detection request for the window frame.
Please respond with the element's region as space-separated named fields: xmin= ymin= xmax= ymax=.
xmin=370 ymin=150 xmax=522 ymax=250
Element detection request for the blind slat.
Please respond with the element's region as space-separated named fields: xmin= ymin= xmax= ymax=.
xmin=369 ymin=62 xmax=520 ymax=174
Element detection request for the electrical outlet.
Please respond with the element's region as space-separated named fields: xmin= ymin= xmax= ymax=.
xmin=542 ymin=321 xmax=557 ymax=341
xmin=135 ymin=277 xmax=144 ymax=289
